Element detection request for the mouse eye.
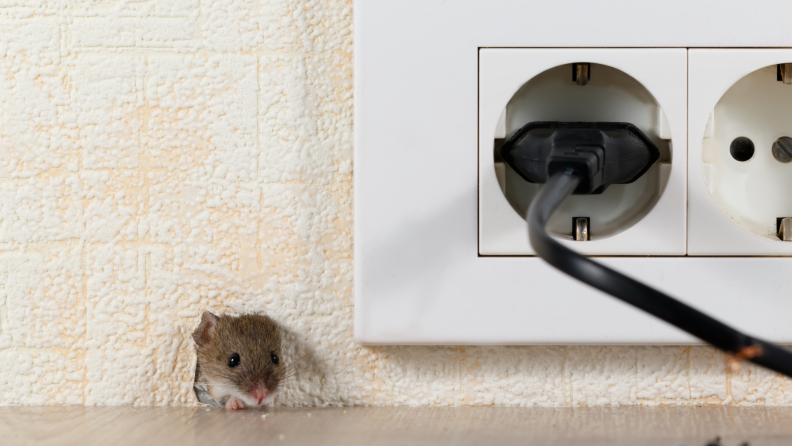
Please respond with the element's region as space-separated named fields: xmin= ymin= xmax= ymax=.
xmin=270 ymin=352 xmax=279 ymax=365
xmin=228 ymin=353 xmax=241 ymax=368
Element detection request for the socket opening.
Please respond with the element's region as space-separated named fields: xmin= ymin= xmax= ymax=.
xmin=702 ymin=64 xmax=792 ymax=241
xmin=493 ymin=63 xmax=672 ymax=241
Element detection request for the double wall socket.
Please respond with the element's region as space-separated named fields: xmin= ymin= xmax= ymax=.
xmin=481 ymin=50 xmax=792 ymax=257
xmin=356 ymin=1 xmax=792 ymax=345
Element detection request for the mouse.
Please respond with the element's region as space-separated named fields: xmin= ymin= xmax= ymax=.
xmin=191 ymin=311 xmax=285 ymax=410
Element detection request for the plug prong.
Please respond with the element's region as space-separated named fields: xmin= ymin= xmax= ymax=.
xmin=574 ymin=217 xmax=590 ymax=241
xmin=779 ymin=217 xmax=792 ymax=241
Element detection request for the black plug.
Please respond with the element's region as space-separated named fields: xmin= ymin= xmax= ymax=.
xmin=499 ymin=122 xmax=660 ymax=194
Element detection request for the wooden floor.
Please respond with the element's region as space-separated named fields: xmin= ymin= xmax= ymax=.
xmin=3 ymin=406 xmax=792 ymax=445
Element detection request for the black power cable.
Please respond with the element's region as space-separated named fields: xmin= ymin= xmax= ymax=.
xmin=529 ymin=170 xmax=792 ymax=378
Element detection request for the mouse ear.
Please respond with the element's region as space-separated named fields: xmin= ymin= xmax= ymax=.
xmin=192 ymin=311 xmax=219 ymax=346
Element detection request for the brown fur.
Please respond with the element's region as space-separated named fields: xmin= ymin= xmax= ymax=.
xmin=192 ymin=312 xmax=284 ymax=406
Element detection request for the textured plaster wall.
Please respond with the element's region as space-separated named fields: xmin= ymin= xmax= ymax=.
xmin=0 ymin=0 xmax=790 ymax=407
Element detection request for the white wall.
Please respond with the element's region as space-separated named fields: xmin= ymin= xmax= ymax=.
xmin=0 ymin=0 xmax=785 ymax=406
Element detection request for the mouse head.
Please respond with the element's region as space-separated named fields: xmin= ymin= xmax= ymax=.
xmin=192 ymin=311 xmax=284 ymax=407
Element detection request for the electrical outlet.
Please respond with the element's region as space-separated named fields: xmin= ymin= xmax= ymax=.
xmin=689 ymin=49 xmax=792 ymax=255
xmin=479 ymin=49 xmax=686 ymax=255
xmin=356 ymin=1 xmax=792 ymax=345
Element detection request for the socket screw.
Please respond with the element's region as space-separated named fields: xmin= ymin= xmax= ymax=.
xmin=772 ymin=136 xmax=792 ymax=163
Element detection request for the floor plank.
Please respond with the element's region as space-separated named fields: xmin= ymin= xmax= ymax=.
xmin=2 ymin=406 xmax=792 ymax=446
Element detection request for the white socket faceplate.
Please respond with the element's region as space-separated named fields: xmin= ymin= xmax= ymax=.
xmin=356 ymin=1 xmax=792 ymax=345
xmin=479 ymin=49 xmax=686 ymax=256
xmin=689 ymin=50 xmax=792 ymax=255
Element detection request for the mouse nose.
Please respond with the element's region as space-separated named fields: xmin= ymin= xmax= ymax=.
xmin=251 ymin=386 xmax=269 ymax=405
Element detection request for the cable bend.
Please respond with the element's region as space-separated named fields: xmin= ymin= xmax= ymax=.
xmin=528 ymin=171 xmax=792 ymax=378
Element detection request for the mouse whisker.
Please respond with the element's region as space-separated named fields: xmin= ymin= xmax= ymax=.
xmin=283 ymin=361 xmax=309 ymax=371
xmin=287 ymin=352 xmax=313 ymax=360
xmin=279 ymin=366 xmax=301 ymax=377
xmin=279 ymin=371 xmax=308 ymax=382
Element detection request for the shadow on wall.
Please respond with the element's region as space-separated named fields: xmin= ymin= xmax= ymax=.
xmin=274 ymin=324 xmax=340 ymax=406
xmin=358 ymin=344 xmax=779 ymax=407
xmin=350 ymin=182 xmax=780 ymax=407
